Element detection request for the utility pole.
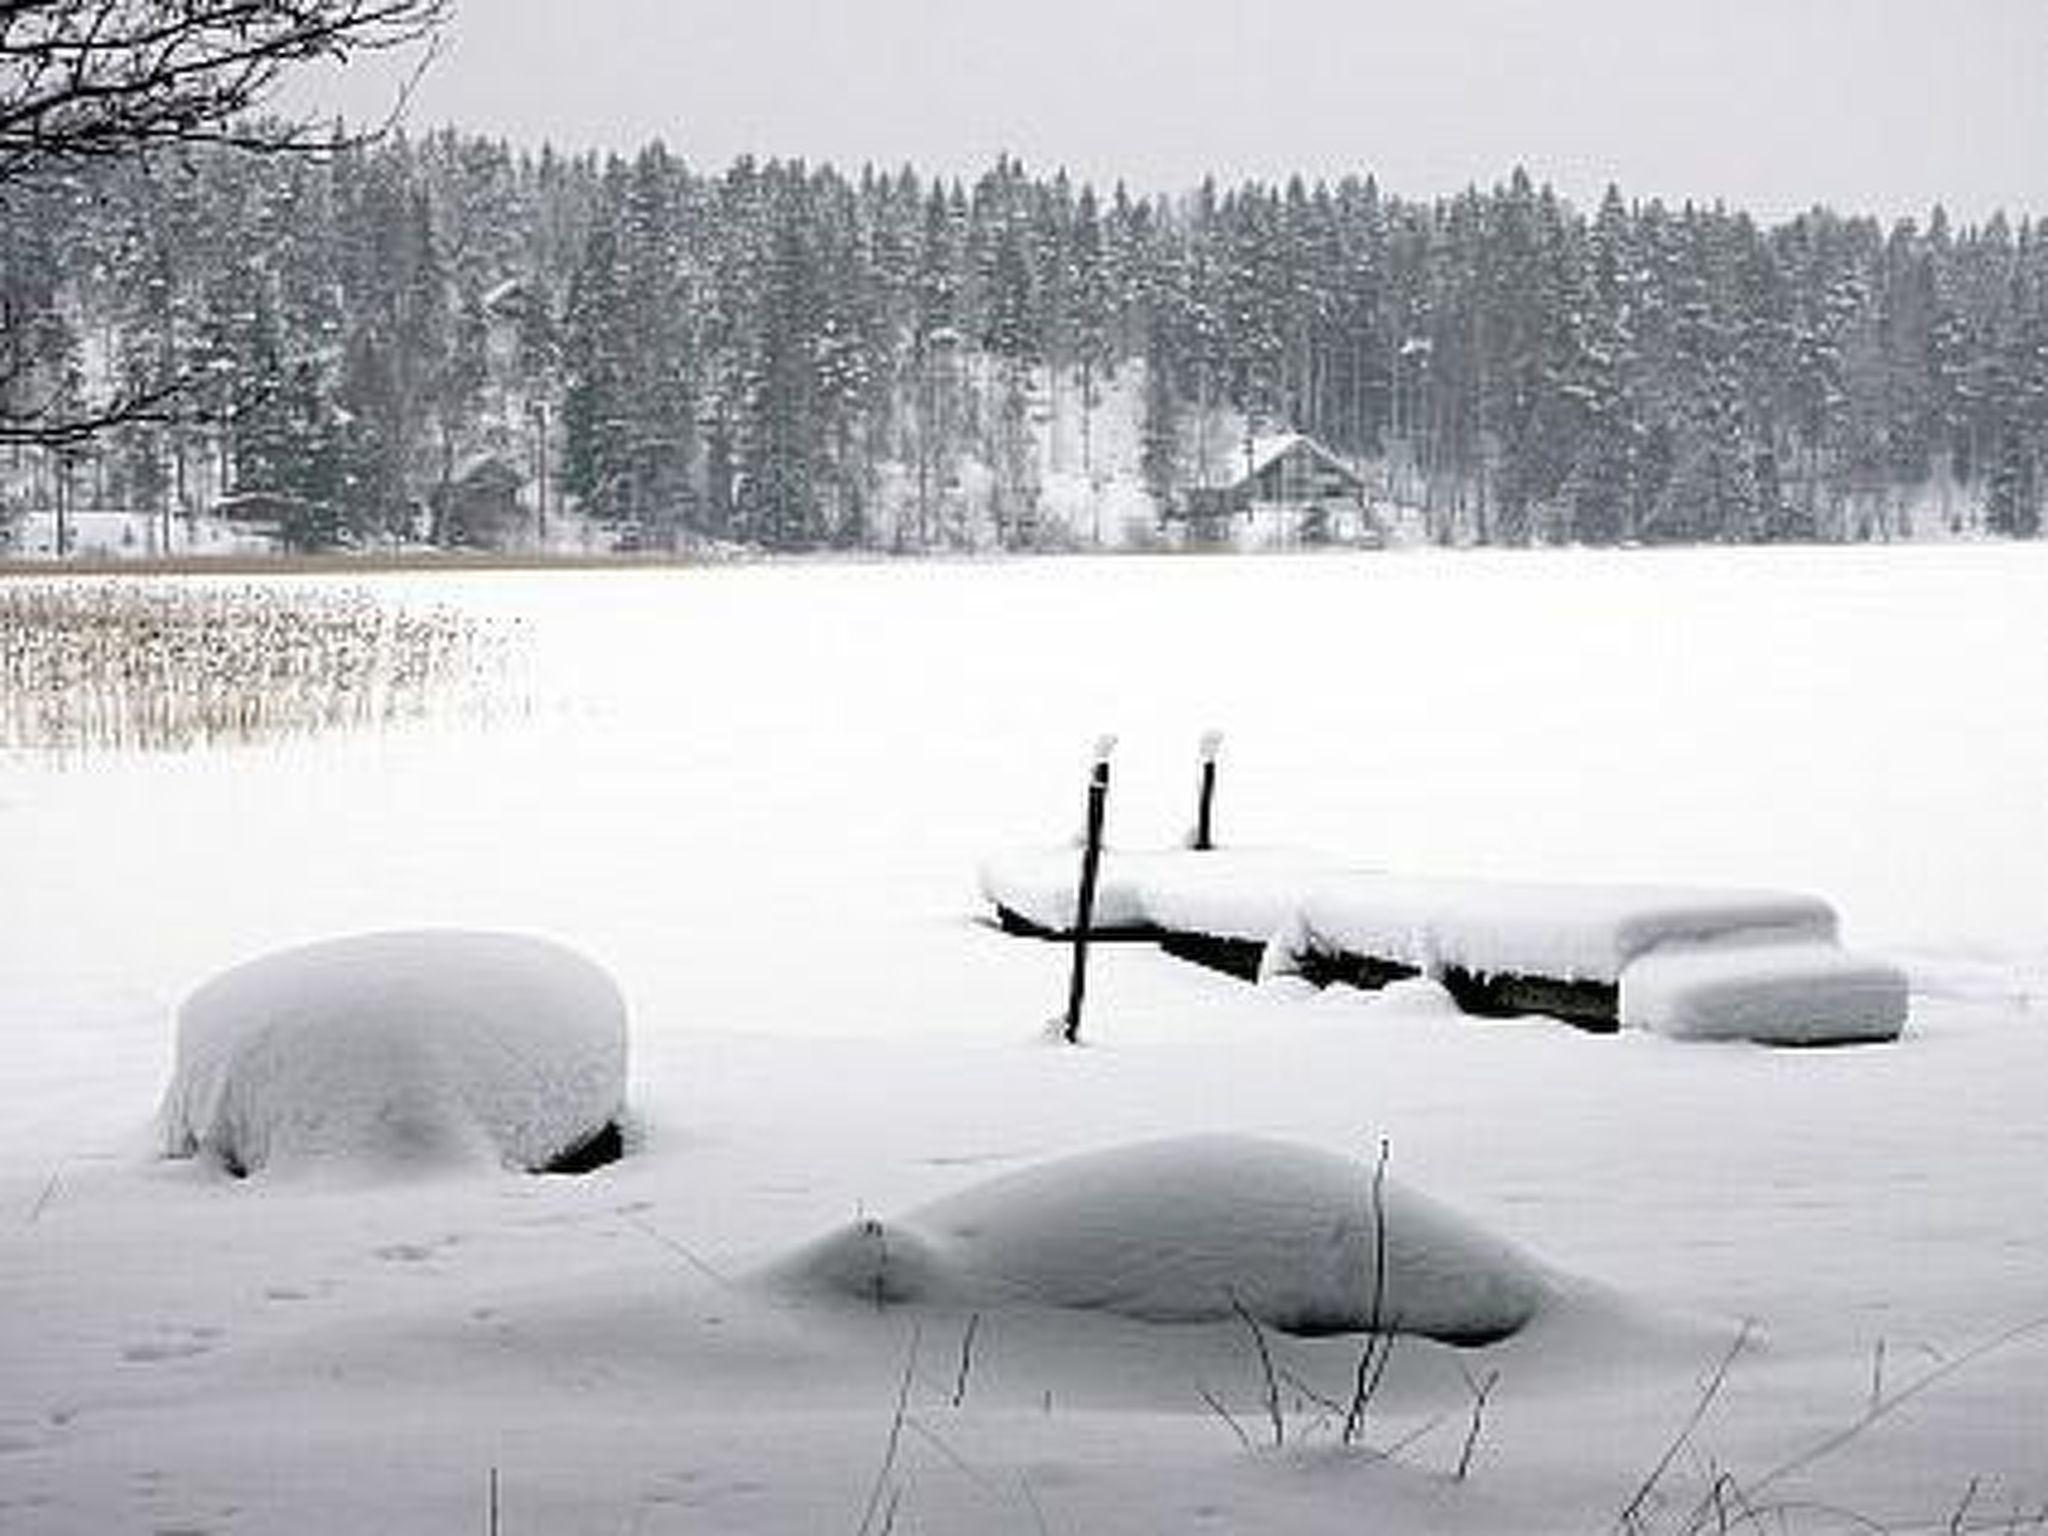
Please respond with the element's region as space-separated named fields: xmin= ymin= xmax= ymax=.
xmin=531 ymin=401 xmax=549 ymax=549
xmin=54 ymin=449 xmax=71 ymax=557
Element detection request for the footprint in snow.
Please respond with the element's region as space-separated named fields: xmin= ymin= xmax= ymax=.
xmin=373 ymin=1232 xmax=464 ymax=1265
xmin=921 ymin=1149 xmax=1030 ymax=1168
xmin=0 ymin=1405 xmax=82 ymax=1453
xmin=120 ymin=1326 xmax=221 ymax=1364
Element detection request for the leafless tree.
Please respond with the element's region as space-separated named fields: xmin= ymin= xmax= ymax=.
xmin=0 ymin=0 xmax=447 ymax=448
xmin=1 ymin=1 xmax=445 ymax=183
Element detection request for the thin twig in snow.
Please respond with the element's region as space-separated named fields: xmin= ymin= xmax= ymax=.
xmin=1743 ymin=1313 xmax=2048 ymax=1500
xmin=1379 ymin=1411 xmax=1452 ymax=1463
xmin=1225 ymin=1289 xmax=1285 ymax=1449
xmin=856 ymin=1326 xmax=921 ymax=1536
xmin=1196 ymin=1382 xmax=1255 ymax=1453
xmin=1950 ymin=1477 xmax=1983 ymax=1536
xmin=1454 ymin=1366 xmax=1501 ymax=1481
xmin=1615 ymin=1320 xmax=1754 ymax=1535
xmin=1277 ymin=1366 xmax=1346 ymax=1417
xmin=619 ymin=1211 xmax=734 ymax=1288
xmin=1343 ymin=1137 xmax=1394 ymax=1447
xmin=25 ymin=1165 xmax=62 ymax=1225
xmin=1018 ymin=1473 xmax=1053 ymax=1536
xmin=1708 ymin=1495 xmax=1890 ymax=1535
xmin=904 ymin=1417 xmax=1000 ymax=1496
xmin=952 ymin=1312 xmax=982 ymax=1408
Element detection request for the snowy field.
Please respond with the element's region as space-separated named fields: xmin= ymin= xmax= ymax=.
xmin=2 ymin=545 xmax=2046 ymax=1534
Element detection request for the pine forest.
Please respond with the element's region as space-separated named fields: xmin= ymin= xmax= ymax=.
xmin=4 ymin=134 xmax=2045 ymax=553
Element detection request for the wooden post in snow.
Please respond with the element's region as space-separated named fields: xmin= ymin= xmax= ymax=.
xmin=1062 ymin=735 xmax=1116 ymax=1045
xmin=1192 ymin=730 xmax=1223 ymax=851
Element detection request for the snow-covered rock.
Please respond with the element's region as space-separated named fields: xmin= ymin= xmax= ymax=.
xmin=1621 ymin=941 xmax=1909 ymax=1044
xmin=774 ymin=1134 xmax=1548 ymax=1344
xmin=158 ymin=930 xmax=628 ymax=1178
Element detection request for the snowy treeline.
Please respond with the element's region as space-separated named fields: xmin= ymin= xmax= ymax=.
xmin=4 ymin=135 xmax=2044 ymax=551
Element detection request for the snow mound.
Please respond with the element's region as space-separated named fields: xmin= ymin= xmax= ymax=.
xmin=158 ymin=931 xmax=628 ymax=1178
xmin=1621 ymin=941 xmax=1908 ymax=1044
xmin=1284 ymin=875 xmax=1838 ymax=984
xmin=775 ymin=1135 xmax=1548 ymax=1344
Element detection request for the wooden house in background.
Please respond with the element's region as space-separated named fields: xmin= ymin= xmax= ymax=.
xmin=1167 ymin=432 xmax=1377 ymax=549
xmin=210 ymin=491 xmax=299 ymax=549
xmin=433 ymin=456 xmax=527 ymax=548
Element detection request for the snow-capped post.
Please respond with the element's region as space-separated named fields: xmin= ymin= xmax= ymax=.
xmin=1062 ymin=734 xmax=1117 ymax=1045
xmin=1192 ymin=730 xmax=1224 ymax=851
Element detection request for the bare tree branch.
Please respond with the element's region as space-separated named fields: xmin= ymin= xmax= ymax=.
xmin=0 ymin=370 xmax=191 ymax=446
xmin=0 ymin=0 xmax=447 ymax=451
xmin=0 ymin=0 xmax=447 ymax=188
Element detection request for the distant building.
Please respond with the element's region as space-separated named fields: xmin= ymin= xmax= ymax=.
xmin=210 ymin=491 xmax=297 ymax=547
xmin=433 ymin=456 xmax=527 ymax=548
xmin=1167 ymin=433 xmax=1378 ymax=549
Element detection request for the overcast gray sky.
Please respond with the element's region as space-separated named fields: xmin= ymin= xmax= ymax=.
xmin=313 ymin=0 xmax=2047 ymax=221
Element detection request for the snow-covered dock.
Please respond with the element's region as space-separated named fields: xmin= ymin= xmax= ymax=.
xmin=980 ymin=849 xmax=1908 ymax=1045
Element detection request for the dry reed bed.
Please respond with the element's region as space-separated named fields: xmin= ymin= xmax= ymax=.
xmin=0 ymin=581 xmax=521 ymax=754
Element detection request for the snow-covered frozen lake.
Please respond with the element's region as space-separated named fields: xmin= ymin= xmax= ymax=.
xmin=3 ymin=546 xmax=2045 ymax=1534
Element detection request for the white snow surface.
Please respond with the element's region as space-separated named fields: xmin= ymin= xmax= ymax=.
xmin=977 ymin=844 xmax=1160 ymax=932
xmin=979 ymin=844 xmax=1337 ymax=937
xmin=1280 ymin=874 xmax=1839 ymax=983
xmin=775 ymin=1134 xmax=1547 ymax=1343
xmin=1620 ymin=941 xmax=1909 ymax=1045
xmin=158 ymin=930 xmax=628 ymax=1176
xmin=4 ymin=547 xmax=2048 ymax=1535
xmin=1117 ymin=847 xmax=1345 ymax=940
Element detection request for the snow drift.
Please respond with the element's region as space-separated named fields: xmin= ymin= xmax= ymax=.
xmin=158 ymin=930 xmax=628 ymax=1177
xmin=774 ymin=1134 xmax=1549 ymax=1344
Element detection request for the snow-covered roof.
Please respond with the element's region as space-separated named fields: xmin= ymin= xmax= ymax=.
xmin=482 ymin=277 xmax=534 ymax=318
xmin=452 ymin=453 xmax=524 ymax=488
xmin=1226 ymin=432 xmax=1364 ymax=490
